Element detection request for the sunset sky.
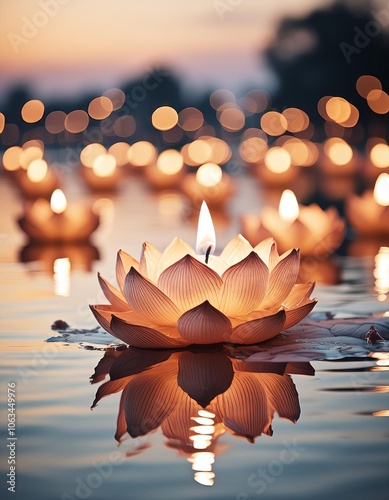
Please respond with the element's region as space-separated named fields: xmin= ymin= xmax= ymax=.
xmin=1 ymin=0 xmax=334 ymax=100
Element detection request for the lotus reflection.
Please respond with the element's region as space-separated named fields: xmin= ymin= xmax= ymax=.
xmin=91 ymin=347 xmax=313 ymax=486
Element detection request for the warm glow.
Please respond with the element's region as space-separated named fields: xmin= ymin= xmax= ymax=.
xmin=2 ymin=146 xmax=22 ymax=171
xmin=370 ymin=143 xmax=389 ymax=169
xmin=127 ymin=141 xmax=156 ymax=167
xmin=326 ymin=138 xmax=353 ymax=165
xmin=26 ymin=159 xmax=48 ymax=182
xmin=0 ymin=112 xmax=5 ymax=134
xmin=367 ymin=89 xmax=389 ymax=114
xmin=187 ymin=140 xmax=213 ymax=165
xmin=178 ymin=107 xmax=204 ymax=131
xmin=20 ymin=146 xmax=44 ymax=169
xmin=196 ymin=201 xmax=216 ymax=257
xmin=88 ymin=96 xmax=113 ymax=120
xmin=191 ymin=417 xmax=214 ymax=425
xmin=239 ymin=137 xmax=268 ymax=163
xmin=108 ymin=142 xmax=130 ymax=167
xmin=374 ymin=247 xmax=389 ymax=302
xmin=151 ymin=106 xmax=178 ymax=131
xmin=279 ymin=189 xmax=299 ymax=223
xmin=373 ymin=173 xmax=389 ymax=206
xmin=198 ymin=410 xmax=216 ymax=418
xmin=92 ymin=154 xmax=117 ymax=177
xmin=21 ymin=99 xmax=45 ymax=123
xmin=325 ymin=97 xmax=351 ymax=124
xmin=194 ymin=471 xmax=215 ymax=486
xmin=219 ymin=105 xmax=245 ymax=132
xmin=103 ymin=88 xmax=125 ymax=111
xmin=80 ymin=143 xmax=107 ymax=168
xmin=196 ymin=162 xmax=223 ymax=187
xmin=264 ymin=147 xmax=291 ymax=173
xmin=45 ymin=111 xmax=66 ymax=134
xmin=53 ymin=258 xmax=71 ymax=297
xmin=282 ymin=107 xmax=309 ymax=132
xmin=210 ymin=88 xmax=236 ymax=109
xmin=113 ymin=115 xmax=136 ymax=137
xmin=50 ymin=189 xmax=67 ymax=214
xmin=356 ymin=75 xmax=382 ymax=98
xmin=64 ymin=110 xmax=89 ymax=133
xmin=157 ymin=150 xmax=184 ymax=175
xmin=260 ymin=111 xmax=287 ymax=136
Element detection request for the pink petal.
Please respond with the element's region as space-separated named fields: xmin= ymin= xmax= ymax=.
xmin=283 ymin=300 xmax=317 ymax=330
xmin=282 ymin=282 xmax=315 ymax=309
xmin=122 ymin=361 xmax=181 ymax=437
xmin=139 ymin=241 xmax=161 ymax=283
xmin=124 ymin=267 xmax=181 ymax=325
xmin=177 ymin=351 xmax=234 ymax=407
xmin=253 ymin=238 xmax=275 ymax=267
xmin=219 ymin=252 xmax=269 ymax=317
xmin=98 ymin=273 xmax=129 ymax=311
xmin=228 ymin=310 xmax=286 ymax=345
xmin=258 ymin=373 xmax=300 ymax=423
xmin=110 ymin=315 xmax=190 ymax=348
xmin=116 ymin=250 xmax=139 ymax=293
xmin=90 ymin=304 xmax=115 ymax=334
xmin=158 ymin=254 xmax=222 ymax=311
xmin=216 ymin=372 xmax=270 ymax=442
xmin=219 ymin=234 xmax=253 ymax=266
xmin=259 ymin=249 xmax=300 ymax=309
xmin=157 ymin=237 xmax=196 ymax=277
xmin=177 ymin=301 xmax=232 ymax=345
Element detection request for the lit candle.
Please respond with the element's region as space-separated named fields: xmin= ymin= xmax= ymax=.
xmin=13 ymin=158 xmax=60 ymax=199
xmin=196 ymin=201 xmax=216 ymax=263
xmin=319 ymin=138 xmax=360 ymax=176
xmin=182 ymin=162 xmax=235 ymax=208
xmin=80 ymin=153 xmax=123 ymax=191
xmin=144 ymin=150 xmax=185 ymax=189
xmin=346 ymin=173 xmax=389 ymax=236
xmin=18 ymin=189 xmax=100 ymax=243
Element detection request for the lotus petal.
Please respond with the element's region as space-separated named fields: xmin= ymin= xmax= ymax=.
xmin=219 ymin=234 xmax=253 ymax=266
xmin=253 ymin=238 xmax=275 ymax=267
xmin=158 ymin=254 xmax=222 ymax=311
xmin=259 ymin=249 xmax=300 ymax=308
xmin=98 ymin=273 xmax=128 ymax=311
xmin=108 ymin=348 xmax=173 ymax=381
xmin=228 ymin=310 xmax=286 ymax=345
xmin=258 ymin=373 xmax=300 ymax=423
xmin=139 ymin=242 xmax=162 ymax=283
xmin=122 ymin=361 xmax=181 ymax=437
xmin=116 ymin=250 xmax=139 ymax=292
xmin=177 ymin=351 xmax=234 ymax=407
xmin=283 ymin=282 xmax=315 ymax=309
xmin=157 ymin=237 xmax=196 ymax=277
xmin=90 ymin=304 xmax=160 ymax=332
xmin=124 ymin=267 xmax=181 ymax=324
xmin=219 ymin=252 xmax=269 ymax=317
xmin=161 ymin=395 xmax=202 ymax=444
xmin=91 ymin=376 xmax=133 ymax=409
xmin=115 ymin=395 xmax=128 ymax=442
xmin=283 ymin=300 xmax=317 ymax=330
xmin=110 ymin=315 xmax=190 ymax=348
xmin=177 ymin=301 xmax=232 ymax=344
xmin=90 ymin=304 xmax=115 ymax=334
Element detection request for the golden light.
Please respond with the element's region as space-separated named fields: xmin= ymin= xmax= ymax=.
xmin=264 ymin=147 xmax=291 ymax=173
xmin=282 ymin=107 xmax=309 ymax=132
xmin=65 ymin=110 xmax=89 ymax=134
xmin=207 ymin=137 xmax=231 ymax=164
xmin=156 ymin=150 xmax=184 ymax=175
xmin=373 ymin=173 xmax=389 ymax=206
xmin=356 ymin=75 xmax=382 ymax=98
xmin=279 ymin=189 xmax=299 ymax=223
xmin=80 ymin=143 xmax=107 ymax=167
xmin=113 ymin=115 xmax=136 ymax=137
xmin=374 ymin=247 xmax=389 ymax=302
xmin=50 ymin=189 xmax=67 ymax=214
xmin=53 ymin=257 xmax=71 ymax=298
xmin=339 ymin=104 xmax=359 ymax=128
xmin=242 ymin=89 xmax=268 ymax=114
xmin=194 ymin=471 xmax=215 ymax=486
xmin=88 ymin=96 xmax=113 ymax=120
xmin=367 ymin=89 xmax=389 ymax=114
xmin=178 ymin=107 xmax=204 ymax=131
xmin=210 ymin=88 xmax=236 ymax=109
xmin=219 ymin=106 xmax=245 ymax=132
xmin=20 ymin=146 xmax=44 ymax=169
xmin=196 ymin=201 xmax=216 ymax=257
xmin=239 ymin=137 xmax=268 ymax=163
xmin=103 ymin=88 xmax=125 ymax=111
xmin=189 ymin=452 xmax=215 ymax=471
xmin=325 ymin=97 xmax=352 ymax=124
xmin=45 ymin=111 xmax=66 ymax=134
xmin=187 ymin=140 xmax=212 ymax=165
xmin=151 ymin=106 xmax=178 ymax=131
xmin=2 ymin=146 xmax=22 ymax=171
xmin=108 ymin=142 xmax=130 ymax=167
xmin=26 ymin=159 xmax=48 ymax=182
xmin=325 ymin=138 xmax=353 ymax=165
xmin=198 ymin=410 xmax=216 ymax=418
xmin=191 ymin=417 xmax=214 ymax=426
xmin=0 ymin=112 xmax=5 ymax=134
xmin=196 ymin=162 xmax=223 ymax=187
xmin=127 ymin=141 xmax=156 ymax=167
xmin=190 ymin=425 xmax=216 ymax=435
xmin=260 ymin=112 xmax=287 ymax=136
xmin=370 ymin=143 xmax=389 ymax=168
xmin=317 ymin=96 xmax=332 ymax=120
xmin=282 ymin=138 xmax=309 ymax=166
xmin=21 ymin=99 xmax=45 ymax=123
xmin=92 ymin=154 xmax=117 ymax=177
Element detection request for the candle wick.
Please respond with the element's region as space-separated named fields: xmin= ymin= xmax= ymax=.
xmin=205 ymin=246 xmax=212 ymax=264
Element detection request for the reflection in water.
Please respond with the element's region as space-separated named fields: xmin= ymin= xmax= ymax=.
xmin=91 ymin=347 xmax=314 ymax=486
xmin=374 ymin=247 xmax=389 ymax=302
xmin=53 ymin=257 xmax=71 ymax=297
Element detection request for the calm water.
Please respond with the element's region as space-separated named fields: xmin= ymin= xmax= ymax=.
xmin=1 ymin=175 xmax=389 ymax=500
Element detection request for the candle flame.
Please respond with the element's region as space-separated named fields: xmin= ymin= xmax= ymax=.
xmin=374 ymin=173 xmax=389 ymax=206
xmin=279 ymin=189 xmax=299 ymax=223
xmin=196 ymin=201 xmax=216 ymax=258
xmin=26 ymin=159 xmax=48 ymax=183
xmin=50 ymin=189 xmax=67 ymax=214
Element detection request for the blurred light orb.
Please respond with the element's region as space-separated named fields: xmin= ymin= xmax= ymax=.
xmin=188 ymin=140 xmax=213 ymax=165
xmin=282 ymin=107 xmax=309 ymax=132
xmin=0 ymin=112 xmax=5 ymax=134
xmin=103 ymin=88 xmax=126 ymax=111
xmin=20 ymin=146 xmax=44 ymax=169
xmin=157 ymin=150 xmax=184 ymax=175
xmin=370 ymin=143 xmax=389 ymax=168
xmin=127 ymin=141 xmax=156 ymax=167
xmin=45 ymin=111 xmax=66 ymax=134
xmin=21 ymin=99 xmax=45 ymax=123
xmin=108 ymin=142 xmax=130 ymax=167
xmin=65 ymin=110 xmax=89 ymax=133
xmin=260 ymin=112 xmax=287 ymax=136
xmin=178 ymin=107 xmax=204 ymax=131
xmin=325 ymin=138 xmax=353 ymax=165
xmin=374 ymin=173 xmax=389 ymax=207
xmin=26 ymin=159 xmax=48 ymax=182
xmin=367 ymin=89 xmax=389 ymax=114
xmin=151 ymin=106 xmax=178 ymax=131
xmin=2 ymin=146 xmax=23 ymax=171
xmin=239 ymin=137 xmax=268 ymax=163
xmin=325 ymin=97 xmax=352 ymax=124
xmin=196 ymin=162 xmax=223 ymax=187
xmin=92 ymin=154 xmax=117 ymax=177
xmin=114 ymin=115 xmax=136 ymax=137
xmin=88 ymin=96 xmax=113 ymax=120
xmin=356 ymin=75 xmax=382 ymax=98
xmin=210 ymin=89 xmax=236 ymax=110
xmin=80 ymin=143 xmax=107 ymax=168
xmin=50 ymin=189 xmax=67 ymax=214
xmin=219 ymin=106 xmax=245 ymax=132
xmin=264 ymin=147 xmax=291 ymax=173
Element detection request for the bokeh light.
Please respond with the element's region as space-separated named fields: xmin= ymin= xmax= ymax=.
xmin=260 ymin=112 xmax=287 ymax=136
xmin=178 ymin=107 xmax=204 ymax=131
xmin=92 ymin=154 xmax=117 ymax=177
xmin=127 ymin=141 xmax=157 ymax=167
xmin=370 ymin=143 xmax=389 ymax=168
xmin=45 ymin=111 xmax=66 ymax=134
xmin=374 ymin=173 xmax=389 ymax=206
xmin=103 ymin=88 xmax=126 ymax=110
xmin=356 ymin=75 xmax=382 ymax=98
xmin=26 ymin=159 xmax=48 ymax=182
xmin=108 ymin=142 xmax=130 ymax=167
xmin=113 ymin=115 xmax=136 ymax=137
xmin=80 ymin=143 xmax=107 ymax=167
xmin=196 ymin=162 xmax=223 ymax=187
xmin=64 ymin=110 xmax=89 ymax=133
xmin=88 ymin=96 xmax=113 ymax=120
xmin=324 ymin=138 xmax=353 ymax=165
xmin=264 ymin=147 xmax=291 ymax=173
xmin=21 ymin=99 xmax=45 ymax=123
xmin=2 ymin=146 xmax=22 ymax=171
xmin=157 ymin=150 xmax=184 ymax=175
xmin=151 ymin=106 xmax=178 ymax=131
